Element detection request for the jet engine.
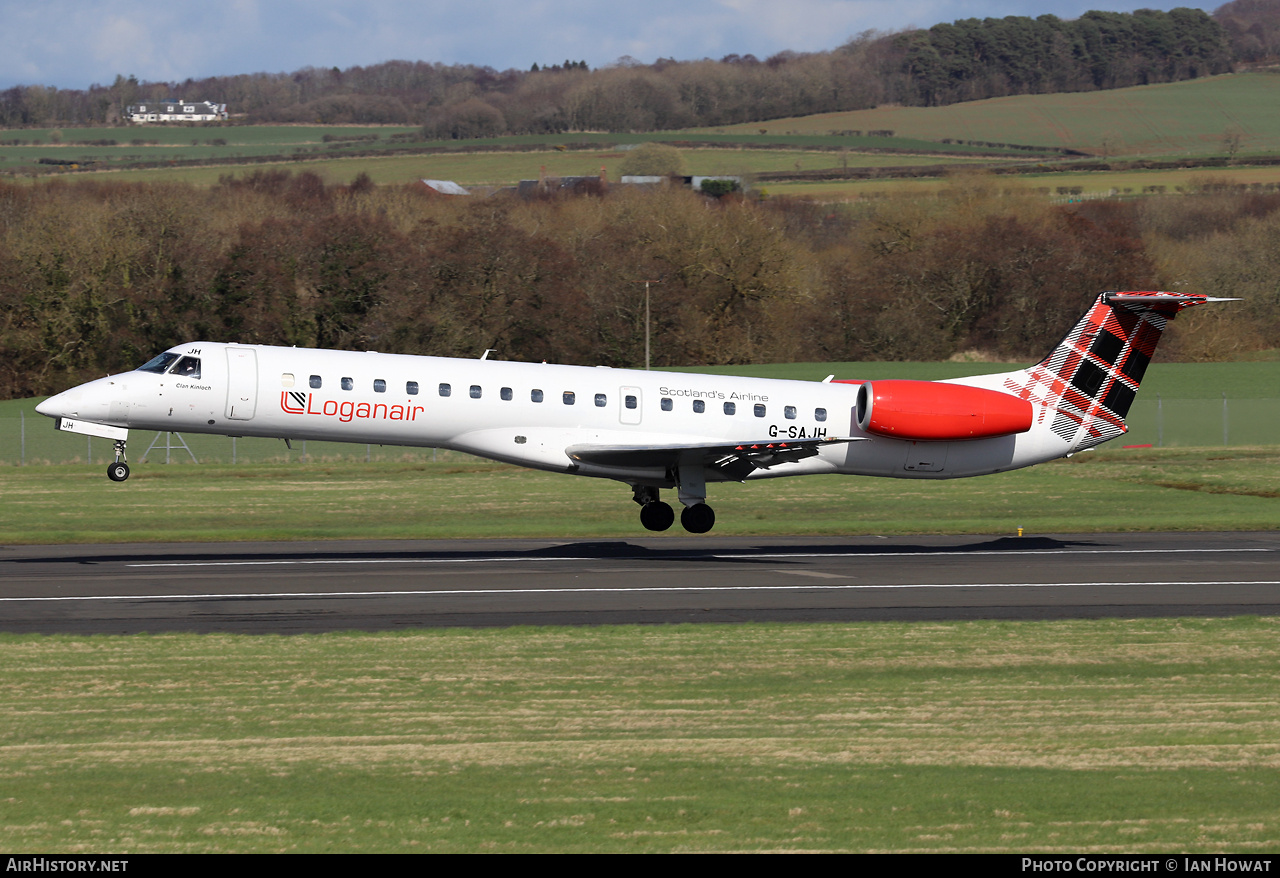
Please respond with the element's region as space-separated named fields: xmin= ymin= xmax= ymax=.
xmin=856 ymin=380 xmax=1033 ymax=441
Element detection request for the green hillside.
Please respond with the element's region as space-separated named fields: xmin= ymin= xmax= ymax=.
xmin=710 ymin=71 xmax=1280 ymax=158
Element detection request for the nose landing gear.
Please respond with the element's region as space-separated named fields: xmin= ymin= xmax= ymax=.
xmin=107 ymin=439 xmax=130 ymax=482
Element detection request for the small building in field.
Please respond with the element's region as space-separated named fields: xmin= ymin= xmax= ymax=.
xmin=127 ymin=101 xmax=228 ymax=123
xmin=420 ymin=179 xmax=470 ymax=196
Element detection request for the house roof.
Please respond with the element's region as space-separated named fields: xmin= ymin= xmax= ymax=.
xmin=421 ymin=180 xmax=470 ymax=196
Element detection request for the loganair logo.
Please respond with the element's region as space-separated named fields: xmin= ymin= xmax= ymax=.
xmin=279 ymin=391 xmax=425 ymax=423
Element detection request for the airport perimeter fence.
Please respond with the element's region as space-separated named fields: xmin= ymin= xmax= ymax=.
xmin=0 ymin=408 xmax=473 ymax=466
xmin=0 ymin=394 xmax=1275 ymax=466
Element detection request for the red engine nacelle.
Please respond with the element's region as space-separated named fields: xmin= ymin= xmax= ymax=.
xmin=856 ymin=380 xmax=1033 ymax=441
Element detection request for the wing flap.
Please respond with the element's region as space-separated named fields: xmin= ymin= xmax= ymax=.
xmin=566 ymin=436 xmax=865 ymax=479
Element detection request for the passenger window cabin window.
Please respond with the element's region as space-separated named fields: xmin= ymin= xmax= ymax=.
xmin=281 ymin=373 xmax=295 ymax=388
xmin=754 ymin=404 xmax=766 ymax=418
xmin=470 ymin=385 xmax=482 ymax=399
xmin=531 ymin=389 xmax=544 ymax=403
xmin=724 ymin=402 xmax=736 ymax=415
xmin=439 ymin=383 xmax=451 ymax=397
xmin=815 ymin=408 xmax=827 ymax=422
xmin=374 ymin=379 xmax=386 ymax=393
xmin=594 ymin=393 xmax=607 ymax=407
xmin=625 ymin=395 xmax=638 ymax=410
xmin=563 ymin=391 xmax=575 ymax=405
xmin=501 ymin=387 xmax=513 ymax=401
xmin=661 ymin=398 xmax=673 ymax=411
xmin=693 ymin=400 xmax=705 ymax=413
xmin=310 ymin=375 xmax=322 ymax=389
xmin=785 ymin=406 xmax=797 ymax=419
xmin=407 ymin=381 xmax=419 ymax=395
xmin=341 ymin=377 xmax=353 ymax=391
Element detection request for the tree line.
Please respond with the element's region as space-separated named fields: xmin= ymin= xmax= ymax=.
xmin=0 ymin=173 xmax=1276 ymax=399
xmin=0 ymin=4 xmax=1268 ymax=132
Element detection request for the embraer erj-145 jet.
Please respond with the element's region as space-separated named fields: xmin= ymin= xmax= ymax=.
xmin=36 ymin=291 xmax=1227 ymax=534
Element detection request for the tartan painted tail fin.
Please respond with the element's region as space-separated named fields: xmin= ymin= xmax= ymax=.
xmin=1001 ymin=291 xmax=1232 ymax=449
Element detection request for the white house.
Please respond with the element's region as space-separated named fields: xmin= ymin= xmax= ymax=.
xmin=126 ymin=101 xmax=228 ymax=123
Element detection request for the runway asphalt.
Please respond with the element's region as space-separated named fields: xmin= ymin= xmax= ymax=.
xmin=0 ymin=531 xmax=1276 ymax=634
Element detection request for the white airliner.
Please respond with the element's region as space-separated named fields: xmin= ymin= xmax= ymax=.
xmin=36 ymin=291 xmax=1226 ymax=533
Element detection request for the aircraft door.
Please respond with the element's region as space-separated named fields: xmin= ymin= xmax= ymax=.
xmin=225 ymin=347 xmax=258 ymax=421
xmin=620 ymin=386 xmax=642 ymax=425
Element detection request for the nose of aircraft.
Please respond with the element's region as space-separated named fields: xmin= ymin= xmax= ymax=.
xmin=35 ymin=377 xmax=118 ymax=422
xmin=35 ymin=389 xmax=77 ymax=418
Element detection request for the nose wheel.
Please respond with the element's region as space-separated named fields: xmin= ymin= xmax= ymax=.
xmin=107 ymin=439 xmax=129 ymax=482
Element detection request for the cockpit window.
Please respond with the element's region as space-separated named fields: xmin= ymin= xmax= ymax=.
xmin=171 ymin=356 xmax=201 ymax=379
xmin=137 ymin=352 xmax=181 ymax=374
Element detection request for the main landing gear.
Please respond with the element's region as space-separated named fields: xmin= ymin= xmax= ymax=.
xmin=107 ymin=439 xmax=130 ymax=482
xmin=639 ymin=498 xmax=675 ymax=531
xmin=680 ymin=503 xmax=715 ymax=534
xmin=631 ymin=478 xmax=717 ymax=534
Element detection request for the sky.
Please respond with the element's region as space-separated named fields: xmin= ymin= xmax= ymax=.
xmin=1 ymin=0 xmax=1220 ymax=90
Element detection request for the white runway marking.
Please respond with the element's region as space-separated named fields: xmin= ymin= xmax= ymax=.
xmin=719 ymin=548 xmax=1272 ymax=560
xmin=2 ymin=581 xmax=1277 ymax=603
xmin=122 ymin=547 xmax=1271 ymax=569
xmin=126 ymin=556 xmax=595 ymax=568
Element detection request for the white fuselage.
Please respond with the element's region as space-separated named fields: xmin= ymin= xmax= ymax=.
xmin=36 ymin=341 xmax=1072 ymax=487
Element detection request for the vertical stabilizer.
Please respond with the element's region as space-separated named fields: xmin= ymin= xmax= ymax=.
xmin=1002 ymin=291 xmax=1222 ymax=449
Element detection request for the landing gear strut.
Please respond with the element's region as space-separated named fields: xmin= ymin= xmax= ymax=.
xmin=107 ymin=439 xmax=129 ymax=482
xmin=676 ymin=463 xmax=715 ymax=534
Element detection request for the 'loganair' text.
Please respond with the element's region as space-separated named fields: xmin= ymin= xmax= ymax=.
xmin=280 ymin=392 xmax=424 ymax=423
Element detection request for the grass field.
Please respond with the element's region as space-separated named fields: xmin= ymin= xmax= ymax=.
xmin=0 ymin=445 xmax=1273 ymax=545
xmin=84 ymin=147 xmax=993 ymax=188
xmin=188 ymin=149 xmax=1267 ymax=199
xmin=0 ymin=125 xmax=419 ymax=174
xmin=766 ymin=164 xmax=1280 ymax=199
xmin=3 ymin=618 xmax=1279 ymax=852
xmin=0 ymin=124 xmax=1023 ymax=183
xmin=713 ymin=71 xmax=1280 ymax=158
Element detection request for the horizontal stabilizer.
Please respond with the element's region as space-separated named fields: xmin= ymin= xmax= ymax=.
xmin=567 ymin=436 xmax=865 ymax=480
xmin=1103 ymin=291 xmax=1238 ymax=309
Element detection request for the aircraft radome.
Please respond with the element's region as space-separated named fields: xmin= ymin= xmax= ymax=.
xmin=36 ymin=291 xmax=1230 ymax=534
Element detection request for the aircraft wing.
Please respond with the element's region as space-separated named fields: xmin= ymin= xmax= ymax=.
xmin=566 ymin=436 xmax=865 ymax=480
